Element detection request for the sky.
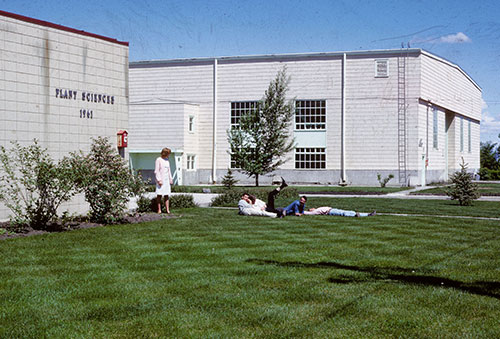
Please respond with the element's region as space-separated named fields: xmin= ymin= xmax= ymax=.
xmin=2 ymin=0 xmax=500 ymax=143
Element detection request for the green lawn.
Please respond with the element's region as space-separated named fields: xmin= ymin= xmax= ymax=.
xmin=1 ymin=203 xmax=499 ymax=338
xmin=412 ymin=182 xmax=500 ymax=196
xmin=171 ymin=185 xmax=409 ymax=194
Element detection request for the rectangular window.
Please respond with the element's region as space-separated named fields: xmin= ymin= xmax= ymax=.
xmin=230 ymin=101 xmax=260 ymax=129
xmin=432 ymin=107 xmax=438 ymax=149
xmin=295 ymin=100 xmax=326 ymax=130
xmin=230 ymin=148 xmax=255 ymax=169
xmin=295 ymin=147 xmax=326 ymax=169
xmin=375 ymin=59 xmax=389 ymax=77
xmin=460 ymin=117 xmax=464 ymax=152
xmin=188 ymin=116 xmax=195 ymax=133
xmin=468 ymin=120 xmax=472 ymax=153
xmin=187 ymin=155 xmax=195 ymax=170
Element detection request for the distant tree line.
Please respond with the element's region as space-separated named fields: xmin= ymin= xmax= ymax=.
xmin=479 ymin=134 xmax=500 ymax=180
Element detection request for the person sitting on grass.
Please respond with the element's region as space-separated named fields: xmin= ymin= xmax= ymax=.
xmin=304 ymin=206 xmax=376 ymax=217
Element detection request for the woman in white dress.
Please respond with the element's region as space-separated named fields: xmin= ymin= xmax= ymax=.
xmin=154 ymin=147 xmax=174 ymax=213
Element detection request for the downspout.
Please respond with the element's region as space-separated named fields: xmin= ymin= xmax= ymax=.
xmin=340 ymin=53 xmax=347 ymax=184
xmin=211 ymin=58 xmax=218 ymax=183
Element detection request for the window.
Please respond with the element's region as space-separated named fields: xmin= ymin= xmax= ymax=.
xmin=432 ymin=107 xmax=438 ymax=149
xmin=375 ymin=59 xmax=389 ymax=77
xmin=230 ymin=101 xmax=260 ymax=129
xmin=468 ymin=120 xmax=472 ymax=153
xmin=295 ymin=148 xmax=326 ymax=169
xmin=295 ymin=100 xmax=326 ymax=130
xmin=187 ymin=155 xmax=196 ymax=170
xmin=460 ymin=117 xmax=464 ymax=152
xmin=230 ymin=148 xmax=255 ymax=169
xmin=188 ymin=116 xmax=195 ymax=133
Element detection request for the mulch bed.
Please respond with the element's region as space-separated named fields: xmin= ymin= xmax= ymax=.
xmin=0 ymin=213 xmax=177 ymax=241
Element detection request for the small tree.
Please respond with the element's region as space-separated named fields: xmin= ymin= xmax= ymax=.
xmin=446 ymin=158 xmax=480 ymax=206
xmin=70 ymin=137 xmax=144 ymax=223
xmin=221 ymin=168 xmax=238 ymax=189
xmin=377 ymin=173 xmax=394 ymax=188
xmin=0 ymin=140 xmax=78 ymax=229
xmin=227 ymin=67 xmax=295 ymax=186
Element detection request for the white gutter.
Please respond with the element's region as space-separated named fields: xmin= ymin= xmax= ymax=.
xmin=211 ymin=58 xmax=218 ymax=183
xmin=341 ymin=53 xmax=347 ymax=183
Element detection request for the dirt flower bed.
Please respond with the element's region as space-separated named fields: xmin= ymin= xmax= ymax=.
xmin=0 ymin=213 xmax=177 ymax=240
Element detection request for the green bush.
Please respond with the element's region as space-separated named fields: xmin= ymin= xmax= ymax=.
xmin=170 ymin=194 xmax=197 ymax=209
xmin=70 ymin=137 xmax=146 ymax=224
xmin=150 ymin=195 xmax=197 ymax=212
xmin=137 ymin=195 xmax=153 ymax=213
xmin=377 ymin=173 xmax=394 ymax=187
xmin=0 ymin=140 xmax=78 ymax=229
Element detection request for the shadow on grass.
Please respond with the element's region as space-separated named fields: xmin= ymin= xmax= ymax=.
xmin=247 ymin=259 xmax=500 ymax=300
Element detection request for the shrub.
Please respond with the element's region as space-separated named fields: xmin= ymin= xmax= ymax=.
xmin=149 ymin=195 xmax=196 ymax=212
xmin=377 ymin=173 xmax=394 ymax=187
xmin=446 ymin=158 xmax=480 ymax=206
xmin=70 ymin=137 xmax=145 ymax=224
xmin=221 ymin=168 xmax=238 ymax=189
xmin=0 ymin=140 xmax=78 ymax=229
xmin=137 ymin=195 xmax=153 ymax=213
xmin=170 ymin=194 xmax=196 ymax=209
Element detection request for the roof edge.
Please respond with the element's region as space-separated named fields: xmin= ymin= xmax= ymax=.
xmin=130 ymin=48 xmax=424 ymax=67
xmin=0 ymin=10 xmax=129 ymax=47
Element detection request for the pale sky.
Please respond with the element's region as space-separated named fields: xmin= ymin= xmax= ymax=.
xmin=3 ymin=0 xmax=500 ymax=142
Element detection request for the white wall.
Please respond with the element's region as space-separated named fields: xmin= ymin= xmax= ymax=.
xmin=0 ymin=13 xmax=129 ymax=220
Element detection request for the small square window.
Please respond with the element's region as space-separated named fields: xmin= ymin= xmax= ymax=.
xmin=375 ymin=59 xmax=389 ymax=77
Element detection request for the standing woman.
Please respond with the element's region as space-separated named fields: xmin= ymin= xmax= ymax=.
xmin=155 ymin=147 xmax=174 ymax=213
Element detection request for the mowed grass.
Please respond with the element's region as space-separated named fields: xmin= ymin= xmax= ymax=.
xmin=412 ymin=182 xmax=500 ymax=196
xmin=1 ymin=202 xmax=499 ymax=338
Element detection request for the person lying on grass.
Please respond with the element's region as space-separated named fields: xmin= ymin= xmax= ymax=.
xmin=237 ymin=178 xmax=306 ymax=218
xmin=303 ymin=206 xmax=376 ymax=217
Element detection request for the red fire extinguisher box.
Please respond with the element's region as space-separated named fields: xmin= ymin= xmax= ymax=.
xmin=117 ymin=130 xmax=128 ymax=148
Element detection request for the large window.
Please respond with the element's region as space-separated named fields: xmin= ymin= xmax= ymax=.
xmin=432 ymin=107 xmax=438 ymax=149
xmin=230 ymin=101 xmax=259 ymax=129
xmin=295 ymin=147 xmax=326 ymax=169
xmin=295 ymin=100 xmax=326 ymax=130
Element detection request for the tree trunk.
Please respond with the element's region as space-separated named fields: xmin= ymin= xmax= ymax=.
xmin=255 ymin=174 xmax=259 ymax=186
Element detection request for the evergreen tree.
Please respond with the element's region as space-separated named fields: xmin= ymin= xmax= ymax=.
xmin=221 ymin=168 xmax=238 ymax=189
xmin=227 ymin=68 xmax=295 ymax=186
xmin=446 ymin=158 xmax=480 ymax=206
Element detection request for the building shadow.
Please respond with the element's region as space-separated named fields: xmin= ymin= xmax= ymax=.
xmin=246 ymin=259 xmax=500 ymax=300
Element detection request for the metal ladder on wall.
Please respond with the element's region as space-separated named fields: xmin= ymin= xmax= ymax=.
xmin=397 ymin=49 xmax=408 ymax=186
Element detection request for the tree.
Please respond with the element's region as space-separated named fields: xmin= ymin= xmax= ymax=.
xmin=446 ymin=158 xmax=480 ymax=206
xmin=227 ymin=68 xmax=295 ymax=186
xmin=479 ymin=139 xmax=500 ymax=180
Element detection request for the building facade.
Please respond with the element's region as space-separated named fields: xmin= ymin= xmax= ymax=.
xmin=129 ymin=49 xmax=481 ymax=187
xmin=0 ymin=11 xmax=129 ymax=220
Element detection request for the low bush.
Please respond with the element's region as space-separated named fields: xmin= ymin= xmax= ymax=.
xmin=145 ymin=195 xmax=197 ymax=213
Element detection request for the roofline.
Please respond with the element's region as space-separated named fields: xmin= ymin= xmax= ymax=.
xmin=130 ymin=48 xmax=480 ymax=91
xmin=420 ymin=50 xmax=481 ymax=91
xmin=0 ymin=10 xmax=129 ymax=47
xmin=130 ymin=48 xmax=424 ymax=67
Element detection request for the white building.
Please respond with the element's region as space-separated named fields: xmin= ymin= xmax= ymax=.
xmin=129 ymin=49 xmax=481 ymax=187
xmin=0 ymin=10 xmax=129 ymax=220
